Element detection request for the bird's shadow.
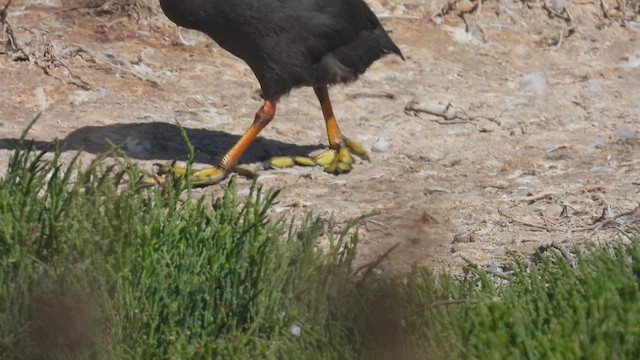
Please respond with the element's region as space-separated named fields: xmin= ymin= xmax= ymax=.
xmin=0 ymin=122 xmax=324 ymax=165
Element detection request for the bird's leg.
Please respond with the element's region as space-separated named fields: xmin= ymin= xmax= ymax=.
xmin=314 ymin=85 xmax=370 ymax=174
xmin=153 ymin=101 xmax=276 ymax=186
xmin=267 ymin=85 xmax=369 ymax=174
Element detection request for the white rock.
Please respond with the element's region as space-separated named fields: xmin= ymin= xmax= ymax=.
xmin=290 ymin=323 xmax=302 ymax=337
xmin=616 ymin=125 xmax=637 ymax=140
xmin=618 ymin=56 xmax=640 ymax=69
xmin=590 ymin=165 xmax=616 ymax=173
xmin=371 ymin=138 xmax=389 ymax=153
xmin=551 ymin=0 xmax=571 ymax=11
xmin=521 ymin=71 xmax=547 ymax=94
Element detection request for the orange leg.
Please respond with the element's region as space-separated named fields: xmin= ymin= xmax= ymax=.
xmin=310 ymin=85 xmax=369 ymax=173
xmin=313 ymin=85 xmax=369 ymax=162
xmin=265 ymin=86 xmax=369 ymax=174
xmin=153 ymin=100 xmax=276 ymax=186
xmin=314 ymin=85 xmax=343 ymax=150
xmin=219 ymin=100 xmax=276 ymax=170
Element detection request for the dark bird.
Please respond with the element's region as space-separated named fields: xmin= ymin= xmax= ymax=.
xmin=158 ymin=0 xmax=403 ymax=185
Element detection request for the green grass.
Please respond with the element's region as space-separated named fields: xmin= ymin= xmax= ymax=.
xmin=399 ymin=244 xmax=640 ymax=359
xmin=0 ymin=122 xmax=370 ymax=359
xmin=1 ymin=120 xmax=640 ymax=359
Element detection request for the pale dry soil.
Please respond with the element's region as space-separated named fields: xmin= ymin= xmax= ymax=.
xmin=1 ymin=0 xmax=639 ymax=272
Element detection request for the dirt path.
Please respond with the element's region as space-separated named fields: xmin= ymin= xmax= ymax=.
xmin=1 ymin=0 xmax=639 ymax=272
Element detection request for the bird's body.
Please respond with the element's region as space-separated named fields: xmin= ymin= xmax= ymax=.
xmin=159 ymin=0 xmax=402 ymax=100
xmin=156 ymin=0 xmax=403 ymax=185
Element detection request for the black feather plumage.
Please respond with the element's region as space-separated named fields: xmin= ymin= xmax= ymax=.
xmin=159 ymin=0 xmax=403 ymax=101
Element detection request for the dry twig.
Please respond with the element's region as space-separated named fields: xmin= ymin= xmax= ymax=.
xmin=571 ymin=204 xmax=640 ymax=232
xmin=404 ymin=100 xmax=504 ymax=126
xmin=1 ymin=4 xmax=93 ymax=89
xmin=498 ymin=208 xmax=554 ymax=231
xmin=516 ymin=191 xmax=556 ymax=203
xmin=575 ymin=185 xmax=616 ymax=193
xmin=71 ymin=43 xmax=161 ymax=88
xmin=538 ymin=242 xmax=576 ymax=267
xmin=0 ymin=0 xmax=15 ymax=51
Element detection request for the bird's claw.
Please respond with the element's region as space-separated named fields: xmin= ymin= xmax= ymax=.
xmin=265 ymin=136 xmax=368 ymax=175
xmin=343 ymin=136 xmax=370 ymax=162
xmin=143 ymin=163 xmax=257 ymax=187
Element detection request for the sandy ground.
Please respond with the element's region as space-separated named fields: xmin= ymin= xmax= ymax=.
xmin=1 ymin=0 xmax=639 ymax=272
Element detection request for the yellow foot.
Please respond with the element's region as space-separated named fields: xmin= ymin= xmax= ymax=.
xmin=266 ymin=137 xmax=369 ymax=175
xmin=144 ymin=163 xmax=257 ymax=187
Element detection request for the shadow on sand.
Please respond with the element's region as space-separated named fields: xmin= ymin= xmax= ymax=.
xmin=0 ymin=121 xmax=324 ymax=165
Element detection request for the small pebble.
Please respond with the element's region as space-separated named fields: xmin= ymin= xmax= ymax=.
xmin=551 ymin=0 xmax=570 ymax=11
xmin=591 ymin=138 xmax=606 ymax=149
xmin=590 ymin=165 xmax=616 ymax=173
xmin=619 ymin=56 xmax=640 ymax=69
xmin=521 ymin=71 xmax=547 ymax=94
xmin=616 ymin=125 xmax=637 ymax=140
xmin=291 ymin=323 xmax=302 ymax=337
xmin=421 ymin=151 xmax=447 ymax=162
xmin=371 ymin=138 xmax=389 ymax=153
